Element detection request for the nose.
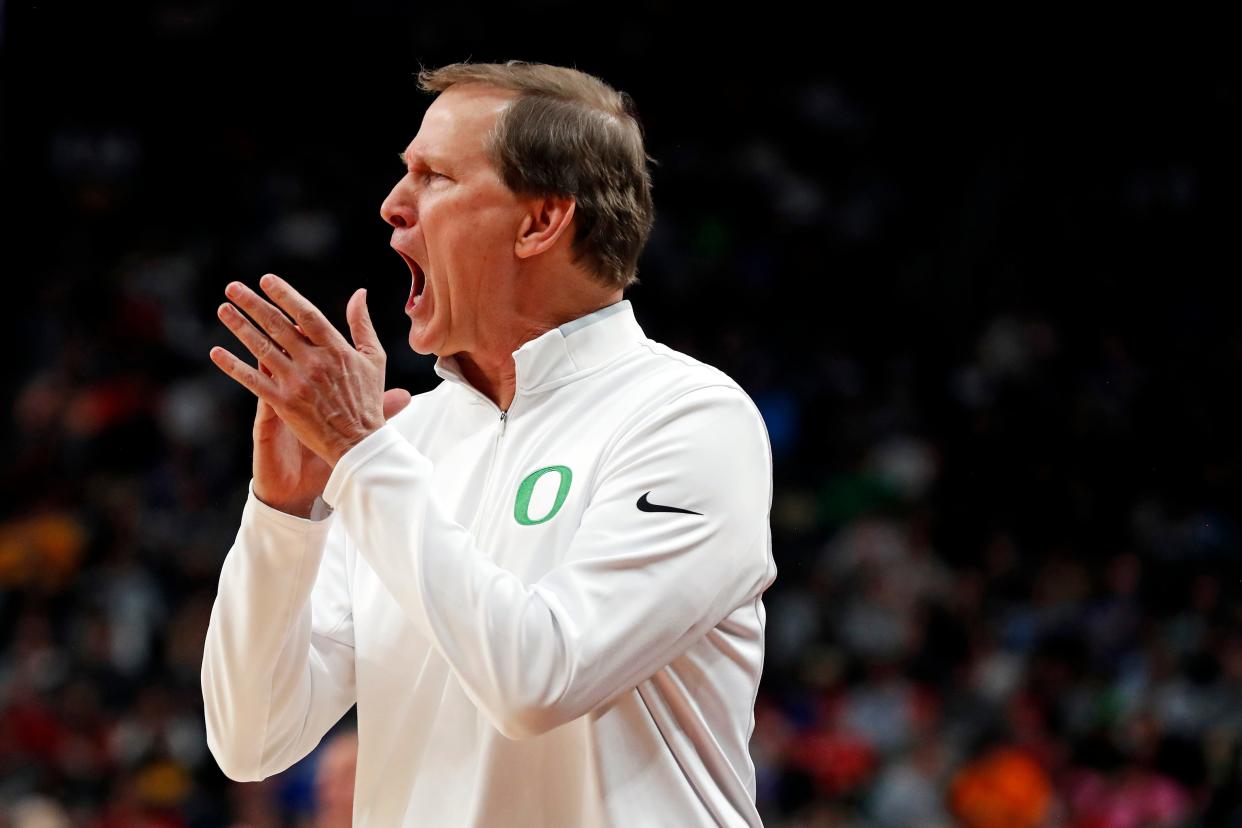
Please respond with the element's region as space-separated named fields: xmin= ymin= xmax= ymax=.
xmin=380 ymin=179 xmax=416 ymax=228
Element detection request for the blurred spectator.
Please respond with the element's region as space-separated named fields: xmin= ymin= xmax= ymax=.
xmin=313 ymin=730 xmax=357 ymax=828
xmin=948 ymin=746 xmax=1054 ymax=828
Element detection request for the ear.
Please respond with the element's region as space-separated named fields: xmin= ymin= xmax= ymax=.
xmin=514 ymin=194 xmax=577 ymax=260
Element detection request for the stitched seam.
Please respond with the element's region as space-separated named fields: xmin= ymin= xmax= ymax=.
xmin=520 ymin=339 xmax=647 ymax=394
xmin=587 ymin=382 xmax=744 ymax=501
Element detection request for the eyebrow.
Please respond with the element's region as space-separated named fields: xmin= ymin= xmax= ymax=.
xmin=400 ymin=148 xmax=451 ymax=170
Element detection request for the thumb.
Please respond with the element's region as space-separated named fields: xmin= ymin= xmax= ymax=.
xmin=346 ymin=288 xmax=382 ymax=357
xmin=383 ymin=387 xmax=413 ymax=420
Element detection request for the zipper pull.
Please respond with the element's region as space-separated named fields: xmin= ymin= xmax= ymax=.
xmin=499 ymin=410 xmax=508 ymax=435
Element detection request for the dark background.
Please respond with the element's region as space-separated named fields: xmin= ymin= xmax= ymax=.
xmin=1 ymin=4 xmax=1239 ymax=826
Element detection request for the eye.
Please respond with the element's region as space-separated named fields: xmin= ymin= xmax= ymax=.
xmin=423 ymin=170 xmax=449 ymax=182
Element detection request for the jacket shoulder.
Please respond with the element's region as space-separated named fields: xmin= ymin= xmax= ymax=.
xmin=609 ymin=337 xmax=769 ymax=455
xmin=629 ymin=337 xmax=753 ymax=405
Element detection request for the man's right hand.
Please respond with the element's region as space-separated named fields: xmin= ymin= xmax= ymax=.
xmin=252 ymin=356 xmax=412 ymax=518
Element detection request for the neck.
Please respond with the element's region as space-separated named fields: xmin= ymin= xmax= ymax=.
xmin=454 ymin=288 xmax=623 ymax=411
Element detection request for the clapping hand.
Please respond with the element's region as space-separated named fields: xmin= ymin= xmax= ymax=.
xmin=210 ymin=273 xmax=410 ymax=516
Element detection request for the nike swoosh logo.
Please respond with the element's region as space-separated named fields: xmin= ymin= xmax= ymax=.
xmin=636 ymin=492 xmax=702 ymax=515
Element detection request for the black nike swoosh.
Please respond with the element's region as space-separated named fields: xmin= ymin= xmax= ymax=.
xmin=636 ymin=492 xmax=702 ymax=515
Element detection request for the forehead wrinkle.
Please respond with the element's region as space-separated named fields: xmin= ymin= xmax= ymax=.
xmin=402 ymin=145 xmax=454 ymax=171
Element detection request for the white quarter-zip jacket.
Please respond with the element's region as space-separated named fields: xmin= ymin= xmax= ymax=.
xmin=201 ymin=299 xmax=777 ymax=826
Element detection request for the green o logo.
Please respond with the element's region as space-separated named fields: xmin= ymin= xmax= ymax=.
xmin=514 ymin=465 xmax=573 ymax=526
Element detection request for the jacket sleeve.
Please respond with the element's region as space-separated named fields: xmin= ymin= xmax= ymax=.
xmin=321 ymin=383 xmax=775 ymax=740
xmin=201 ymin=480 xmax=357 ymax=780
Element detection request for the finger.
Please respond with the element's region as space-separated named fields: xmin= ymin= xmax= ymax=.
xmin=254 ymin=361 xmax=281 ymax=417
xmin=383 ymin=387 xmax=412 ymax=420
xmin=209 ymin=346 xmax=281 ymax=400
xmin=224 ymin=280 xmax=311 ymax=356
xmin=217 ymin=302 xmax=294 ymax=372
xmin=346 ymin=288 xmax=383 ymax=357
xmin=257 ymin=273 xmax=342 ymax=347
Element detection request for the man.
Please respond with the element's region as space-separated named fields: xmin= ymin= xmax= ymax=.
xmin=201 ymin=60 xmax=776 ymax=826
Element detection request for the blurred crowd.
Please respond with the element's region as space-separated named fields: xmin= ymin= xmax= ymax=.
xmin=2 ymin=6 xmax=1239 ymax=827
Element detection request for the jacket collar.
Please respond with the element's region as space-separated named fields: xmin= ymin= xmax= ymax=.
xmin=433 ymin=299 xmax=646 ymax=397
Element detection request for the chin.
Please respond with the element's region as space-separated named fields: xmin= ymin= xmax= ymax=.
xmin=407 ymin=321 xmax=445 ymax=356
xmin=407 ymin=331 xmax=435 ymax=355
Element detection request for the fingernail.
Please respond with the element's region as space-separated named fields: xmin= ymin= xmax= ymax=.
xmin=260 ymin=274 xmax=277 ymax=289
xmin=225 ymin=282 xmax=241 ymax=298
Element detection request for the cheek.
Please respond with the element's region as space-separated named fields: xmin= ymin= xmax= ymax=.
xmin=473 ymin=205 xmax=524 ymax=264
xmin=446 ymin=221 xmax=514 ymax=272
xmin=425 ymin=193 xmax=523 ymax=283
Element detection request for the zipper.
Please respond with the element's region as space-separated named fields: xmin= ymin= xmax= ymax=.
xmin=468 ymin=408 xmax=510 ymax=539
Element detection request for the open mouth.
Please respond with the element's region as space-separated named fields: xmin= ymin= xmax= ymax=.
xmin=398 ymin=250 xmax=426 ymax=309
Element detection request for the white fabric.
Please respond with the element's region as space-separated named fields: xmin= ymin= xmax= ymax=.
xmin=201 ymin=299 xmax=777 ymax=826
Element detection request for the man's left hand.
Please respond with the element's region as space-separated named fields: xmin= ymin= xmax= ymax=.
xmin=210 ymin=273 xmax=388 ymax=467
